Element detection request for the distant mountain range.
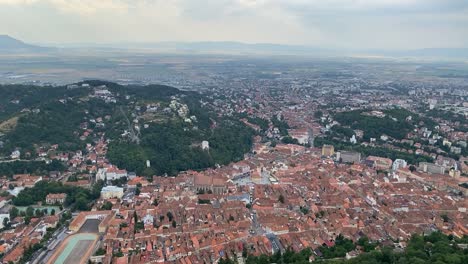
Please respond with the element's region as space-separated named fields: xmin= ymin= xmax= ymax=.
xmin=58 ymin=40 xmax=468 ymax=59
xmin=364 ymin=48 xmax=468 ymax=59
xmin=2 ymin=35 xmax=468 ymax=59
xmin=0 ymin=35 xmax=53 ymax=53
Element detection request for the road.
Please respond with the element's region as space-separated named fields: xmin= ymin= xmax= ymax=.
xmin=249 ymin=185 xmax=266 ymax=236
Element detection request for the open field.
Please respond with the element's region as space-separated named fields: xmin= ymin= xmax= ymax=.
xmin=0 ymin=115 xmax=19 ymax=133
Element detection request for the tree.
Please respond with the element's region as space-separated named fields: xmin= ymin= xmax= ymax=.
xmin=101 ymin=201 xmax=113 ymax=210
xmin=242 ymin=244 xmax=248 ymax=258
xmin=357 ymin=235 xmax=377 ymax=252
xmin=441 ymin=213 xmax=450 ymax=222
xmin=409 ymin=165 xmax=417 ymax=172
xmin=8 ymin=184 xmax=14 ymax=190
xmin=26 ymin=206 xmax=34 ymax=217
xmin=198 ymin=199 xmax=211 ymax=204
xmin=172 ymin=220 xmax=177 ymax=228
xmin=9 ymin=207 xmax=19 ymax=219
xmin=314 ymin=111 xmax=323 ymax=119
xmin=2 ymin=217 xmax=9 ymax=228
xmin=35 ymin=208 xmax=43 ymax=217
xmin=133 ymin=211 xmax=138 ymax=223
xmin=74 ymin=197 xmax=89 ymax=211
xmin=94 ymin=248 xmax=106 ymax=256
xmin=278 ymin=194 xmax=285 ymax=204
xmin=50 ymin=209 xmax=56 ymax=215
xmin=12 ymin=181 xmax=100 ymax=212
xmin=167 ymin=212 xmax=174 ymax=222
xmin=281 ymin=136 xmax=299 ymax=145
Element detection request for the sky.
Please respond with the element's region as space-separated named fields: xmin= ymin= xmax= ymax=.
xmin=0 ymin=0 xmax=467 ymax=50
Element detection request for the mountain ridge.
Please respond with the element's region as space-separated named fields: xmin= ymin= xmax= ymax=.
xmin=2 ymin=35 xmax=468 ymax=59
xmin=0 ymin=35 xmax=53 ymax=52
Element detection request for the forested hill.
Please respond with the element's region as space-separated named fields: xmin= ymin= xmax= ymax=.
xmin=0 ymin=81 xmax=254 ymax=176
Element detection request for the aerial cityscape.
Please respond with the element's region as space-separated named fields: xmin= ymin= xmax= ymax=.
xmin=0 ymin=1 xmax=467 ymax=264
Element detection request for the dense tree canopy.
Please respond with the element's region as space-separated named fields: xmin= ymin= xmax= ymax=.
xmin=314 ymin=137 xmax=433 ymax=165
xmin=233 ymin=232 xmax=467 ymax=264
xmin=334 ymin=108 xmax=435 ymax=141
xmin=0 ymin=81 xmax=255 ymax=177
xmin=12 ymin=180 xmax=103 ymax=211
xmin=0 ymin=160 xmax=65 ymax=177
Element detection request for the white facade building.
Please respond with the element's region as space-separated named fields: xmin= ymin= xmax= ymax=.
xmin=101 ymin=186 xmax=124 ymax=199
xmin=202 ymin=141 xmax=210 ymax=150
xmin=392 ymin=159 xmax=407 ymax=171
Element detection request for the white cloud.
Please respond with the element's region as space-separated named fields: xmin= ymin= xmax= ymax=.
xmin=0 ymin=0 xmax=130 ymax=15
xmin=0 ymin=0 xmax=466 ymax=49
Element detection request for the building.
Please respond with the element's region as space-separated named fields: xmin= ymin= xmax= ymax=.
xmin=69 ymin=210 xmax=113 ymax=232
xmin=44 ymin=215 xmax=60 ymax=228
xmin=365 ymin=156 xmax=393 ymax=171
xmin=97 ymin=166 xmax=128 ymax=182
xmin=101 ymin=186 xmax=124 ymax=199
xmin=193 ymin=174 xmax=227 ymax=194
xmin=0 ymin=213 xmax=9 ymax=228
xmin=449 ymin=168 xmax=461 ymax=178
xmin=10 ymin=150 xmax=20 ymax=159
xmin=392 ymin=159 xmax=408 ymax=171
xmin=12 ymin=174 xmax=42 ymax=188
xmin=46 ymin=193 xmax=67 ymax=204
xmin=321 ymin=145 xmax=335 ymax=157
xmin=202 ymin=140 xmax=210 ymax=150
xmin=450 ymin=146 xmax=462 ymax=155
xmin=418 ymin=162 xmax=445 ymax=174
xmin=339 ymin=151 xmax=361 ymax=164
xmin=288 ymin=128 xmax=313 ymax=145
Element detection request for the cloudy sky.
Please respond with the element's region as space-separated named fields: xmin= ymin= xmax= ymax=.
xmin=0 ymin=0 xmax=467 ymax=50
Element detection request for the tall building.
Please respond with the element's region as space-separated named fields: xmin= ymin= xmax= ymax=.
xmin=322 ymin=145 xmax=335 ymax=157
xmin=418 ymin=162 xmax=445 ymax=174
xmin=392 ymin=159 xmax=407 ymax=171
xmin=366 ymin=156 xmax=393 ymax=170
xmin=339 ymin=151 xmax=361 ymax=164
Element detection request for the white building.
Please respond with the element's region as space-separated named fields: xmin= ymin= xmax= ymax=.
xmin=97 ymin=166 xmax=128 ymax=182
xmin=202 ymin=141 xmax=210 ymax=150
xmin=0 ymin=214 xmax=9 ymax=228
xmin=8 ymin=186 xmax=24 ymax=197
xmin=288 ymin=128 xmax=313 ymax=145
xmin=392 ymin=159 xmax=407 ymax=171
xmin=101 ymin=186 xmax=124 ymax=199
xmin=10 ymin=150 xmax=20 ymax=159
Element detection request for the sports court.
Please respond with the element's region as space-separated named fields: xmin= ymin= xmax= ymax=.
xmin=48 ymin=233 xmax=98 ymax=264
